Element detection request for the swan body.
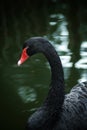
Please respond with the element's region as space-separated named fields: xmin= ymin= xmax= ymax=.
xmin=18 ymin=37 xmax=87 ymax=130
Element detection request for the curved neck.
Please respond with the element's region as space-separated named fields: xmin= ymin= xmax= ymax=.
xmin=43 ymin=46 xmax=65 ymax=109
xmin=26 ymin=40 xmax=65 ymax=130
xmin=37 ymin=44 xmax=65 ymax=129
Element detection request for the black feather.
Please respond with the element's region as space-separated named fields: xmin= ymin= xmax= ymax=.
xmin=20 ymin=37 xmax=87 ymax=130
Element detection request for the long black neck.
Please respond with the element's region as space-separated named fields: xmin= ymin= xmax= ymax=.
xmin=26 ymin=39 xmax=65 ymax=130
xmin=42 ymin=43 xmax=65 ymax=111
xmin=38 ymin=42 xmax=65 ymax=129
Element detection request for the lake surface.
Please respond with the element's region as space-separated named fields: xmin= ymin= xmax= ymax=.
xmin=0 ymin=1 xmax=87 ymax=130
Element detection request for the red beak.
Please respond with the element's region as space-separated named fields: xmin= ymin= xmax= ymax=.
xmin=17 ymin=48 xmax=29 ymax=66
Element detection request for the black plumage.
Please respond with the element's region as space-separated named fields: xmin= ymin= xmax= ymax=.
xmin=18 ymin=37 xmax=87 ymax=130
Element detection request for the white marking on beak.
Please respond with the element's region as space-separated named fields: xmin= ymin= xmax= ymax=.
xmin=17 ymin=60 xmax=21 ymax=66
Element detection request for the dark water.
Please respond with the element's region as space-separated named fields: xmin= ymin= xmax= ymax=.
xmin=0 ymin=1 xmax=87 ymax=130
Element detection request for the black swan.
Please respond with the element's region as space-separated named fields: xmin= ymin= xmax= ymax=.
xmin=17 ymin=37 xmax=87 ymax=130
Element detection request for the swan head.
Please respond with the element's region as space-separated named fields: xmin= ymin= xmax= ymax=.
xmin=17 ymin=37 xmax=49 ymax=66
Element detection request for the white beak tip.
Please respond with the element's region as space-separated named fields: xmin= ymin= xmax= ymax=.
xmin=17 ymin=60 xmax=21 ymax=66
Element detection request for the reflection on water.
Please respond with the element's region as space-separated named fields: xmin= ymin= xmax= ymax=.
xmin=0 ymin=1 xmax=87 ymax=130
xmin=18 ymin=86 xmax=37 ymax=103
